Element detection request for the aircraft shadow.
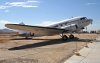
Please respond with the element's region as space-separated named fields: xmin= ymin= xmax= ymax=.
xmin=11 ymin=38 xmax=57 ymax=40
xmin=8 ymin=38 xmax=93 ymax=50
xmin=93 ymin=40 xmax=100 ymax=42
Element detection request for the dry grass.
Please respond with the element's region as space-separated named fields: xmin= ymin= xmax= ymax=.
xmin=0 ymin=39 xmax=10 ymax=43
xmin=0 ymin=34 xmax=11 ymax=43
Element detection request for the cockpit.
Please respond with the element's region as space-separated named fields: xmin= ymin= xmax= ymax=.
xmin=80 ymin=17 xmax=87 ymax=20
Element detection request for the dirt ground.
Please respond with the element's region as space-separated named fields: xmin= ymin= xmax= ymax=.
xmin=0 ymin=33 xmax=97 ymax=63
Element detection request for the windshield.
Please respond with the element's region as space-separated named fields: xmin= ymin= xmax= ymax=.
xmin=80 ymin=17 xmax=87 ymax=20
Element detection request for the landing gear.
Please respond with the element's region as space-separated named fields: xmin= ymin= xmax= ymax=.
xmin=61 ymin=31 xmax=68 ymax=40
xmin=69 ymin=34 xmax=74 ymax=39
xmin=62 ymin=35 xmax=68 ymax=40
xmin=61 ymin=34 xmax=75 ymax=40
xmin=61 ymin=31 xmax=75 ymax=40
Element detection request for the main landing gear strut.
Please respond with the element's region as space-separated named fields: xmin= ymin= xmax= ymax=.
xmin=61 ymin=31 xmax=75 ymax=40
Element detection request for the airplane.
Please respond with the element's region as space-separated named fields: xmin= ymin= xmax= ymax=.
xmin=11 ymin=31 xmax=35 ymax=39
xmin=5 ymin=16 xmax=93 ymax=40
xmin=10 ymin=22 xmax=35 ymax=39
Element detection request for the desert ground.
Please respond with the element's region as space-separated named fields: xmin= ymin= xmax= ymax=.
xmin=0 ymin=33 xmax=97 ymax=63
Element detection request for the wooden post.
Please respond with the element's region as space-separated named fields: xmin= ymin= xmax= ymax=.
xmin=75 ymin=42 xmax=81 ymax=56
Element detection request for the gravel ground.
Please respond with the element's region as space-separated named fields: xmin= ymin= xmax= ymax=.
xmin=0 ymin=33 xmax=97 ymax=63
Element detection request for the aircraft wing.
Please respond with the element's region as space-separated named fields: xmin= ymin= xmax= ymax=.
xmin=5 ymin=24 xmax=65 ymax=36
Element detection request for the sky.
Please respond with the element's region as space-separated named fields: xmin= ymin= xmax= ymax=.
xmin=0 ymin=0 xmax=100 ymax=31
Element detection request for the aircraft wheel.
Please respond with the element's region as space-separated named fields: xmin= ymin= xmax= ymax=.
xmin=69 ymin=34 xmax=74 ymax=39
xmin=62 ymin=35 xmax=68 ymax=40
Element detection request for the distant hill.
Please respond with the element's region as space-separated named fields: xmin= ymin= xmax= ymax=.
xmin=0 ymin=29 xmax=16 ymax=33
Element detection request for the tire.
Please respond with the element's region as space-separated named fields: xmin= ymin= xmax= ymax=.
xmin=69 ymin=34 xmax=74 ymax=39
xmin=62 ymin=35 xmax=68 ymax=40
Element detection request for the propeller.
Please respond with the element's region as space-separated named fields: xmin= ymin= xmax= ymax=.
xmin=91 ymin=21 xmax=92 ymax=24
xmin=90 ymin=19 xmax=93 ymax=24
xmin=86 ymin=27 xmax=87 ymax=31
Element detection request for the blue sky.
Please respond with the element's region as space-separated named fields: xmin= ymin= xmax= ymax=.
xmin=0 ymin=0 xmax=100 ymax=31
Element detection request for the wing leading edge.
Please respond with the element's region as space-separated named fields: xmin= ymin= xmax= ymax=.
xmin=5 ymin=24 xmax=65 ymax=36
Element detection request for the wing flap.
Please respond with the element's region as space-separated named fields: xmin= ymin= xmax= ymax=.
xmin=5 ymin=24 xmax=64 ymax=36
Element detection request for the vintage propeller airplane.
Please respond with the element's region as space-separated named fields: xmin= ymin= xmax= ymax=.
xmin=5 ymin=16 xmax=92 ymax=40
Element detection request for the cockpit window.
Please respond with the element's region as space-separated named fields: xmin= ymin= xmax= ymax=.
xmin=80 ymin=17 xmax=87 ymax=20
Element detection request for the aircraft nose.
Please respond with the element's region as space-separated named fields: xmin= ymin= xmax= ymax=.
xmin=88 ymin=19 xmax=93 ymax=24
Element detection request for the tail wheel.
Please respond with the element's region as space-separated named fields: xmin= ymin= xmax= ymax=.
xmin=62 ymin=35 xmax=68 ymax=40
xmin=69 ymin=34 xmax=74 ymax=39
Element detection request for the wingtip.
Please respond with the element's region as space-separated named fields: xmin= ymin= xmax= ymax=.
xmin=5 ymin=24 xmax=13 ymax=28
